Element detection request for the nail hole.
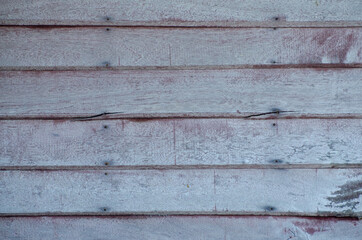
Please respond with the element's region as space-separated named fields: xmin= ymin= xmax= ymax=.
xmin=271 ymin=60 xmax=276 ymax=64
xmin=104 ymin=172 xmax=108 ymax=175
xmin=106 ymin=28 xmax=110 ymax=31
xmin=264 ymin=206 xmax=276 ymax=211
xmin=271 ymin=108 xmax=281 ymax=114
xmin=103 ymin=125 xmax=108 ymax=129
xmin=103 ymin=208 xmax=107 ymax=211
xmin=105 ymin=63 xmax=109 ymax=67
xmin=106 ymin=17 xmax=110 ymax=21
xmin=273 ymin=27 xmax=277 ymax=30
xmin=272 ymin=123 xmax=276 ymax=126
xmin=274 ymin=17 xmax=279 ymax=21
xmin=269 ymin=159 xmax=283 ymax=164
xmin=104 ymin=162 xmax=109 ymax=166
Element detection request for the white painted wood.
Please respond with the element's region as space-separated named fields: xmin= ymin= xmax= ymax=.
xmin=1 ymin=69 xmax=362 ymax=117
xmin=0 ymin=28 xmax=361 ymax=68
xmin=0 ymin=216 xmax=361 ymax=240
xmin=0 ymin=169 xmax=360 ymax=215
xmin=1 ymin=0 xmax=361 ymax=27
xmin=1 ymin=119 xmax=361 ymax=167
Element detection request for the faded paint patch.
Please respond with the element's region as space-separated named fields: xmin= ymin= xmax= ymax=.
xmin=325 ymin=180 xmax=362 ymax=210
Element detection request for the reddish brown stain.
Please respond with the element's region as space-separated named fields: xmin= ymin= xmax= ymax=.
xmin=127 ymin=118 xmax=156 ymax=123
xmin=312 ymin=29 xmax=335 ymax=45
xmin=173 ymin=120 xmax=176 ymax=165
xmin=179 ymin=120 xmax=234 ymax=138
xmin=293 ymin=220 xmax=330 ymax=235
xmin=52 ymin=119 xmax=67 ymax=125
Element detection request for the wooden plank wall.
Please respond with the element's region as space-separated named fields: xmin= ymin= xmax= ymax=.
xmin=0 ymin=0 xmax=361 ymax=239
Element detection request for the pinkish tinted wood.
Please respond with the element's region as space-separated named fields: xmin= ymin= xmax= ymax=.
xmin=0 ymin=216 xmax=361 ymax=239
xmin=1 ymin=0 xmax=361 ymax=27
xmin=1 ymin=119 xmax=361 ymax=167
xmin=0 ymin=27 xmax=361 ymax=68
xmin=0 ymin=68 xmax=361 ymax=117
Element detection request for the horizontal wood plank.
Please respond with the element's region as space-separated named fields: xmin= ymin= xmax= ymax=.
xmin=1 ymin=119 xmax=362 ymax=167
xmin=0 ymin=216 xmax=361 ymax=239
xmin=0 ymin=28 xmax=361 ymax=68
xmin=1 ymin=0 xmax=362 ymax=27
xmin=1 ymin=69 xmax=362 ymax=117
xmin=0 ymin=169 xmax=361 ymax=215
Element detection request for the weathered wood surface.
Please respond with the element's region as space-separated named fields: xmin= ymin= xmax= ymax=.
xmin=1 ymin=69 xmax=362 ymax=117
xmin=1 ymin=0 xmax=362 ymax=27
xmin=0 ymin=169 xmax=360 ymax=215
xmin=1 ymin=119 xmax=361 ymax=167
xmin=0 ymin=28 xmax=361 ymax=68
xmin=0 ymin=216 xmax=361 ymax=240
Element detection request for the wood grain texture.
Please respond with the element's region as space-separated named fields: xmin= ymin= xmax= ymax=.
xmin=0 ymin=169 xmax=361 ymax=215
xmin=0 ymin=216 xmax=361 ymax=240
xmin=1 ymin=0 xmax=361 ymax=27
xmin=1 ymin=68 xmax=362 ymax=117
xmin=0 ymin=28 xmax=361 ymax=68
xmin=1 ymin=119 xmax=362 ymax=167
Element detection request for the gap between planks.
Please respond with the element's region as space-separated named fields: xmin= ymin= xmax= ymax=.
xmin=1 ymin=64 xmax=362 ymax=71
xmin=1 ymin=113 xmax=362 ymax=121
xmin=1 ymin=164 xmax=361 ymax=171
xmin=0 ymin=211 xmax=360 ymax=219
xmin=1 ymin=23 xmax=362 ymax=28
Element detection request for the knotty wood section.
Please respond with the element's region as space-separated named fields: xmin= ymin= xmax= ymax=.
xmin=1 ymin=0 xmax=361 ymax=27
xmin=0 ymin=169 xmax=360 ymax=215
xmin=1 ymin=119 xmax=361 ymax=167
xmin=1 ymin=69 xmax=361 ymax=117
xmin=0 ymin=216 xmax=361 ymax=239
xmin=0 ymin=28 xmax=361 ymax=68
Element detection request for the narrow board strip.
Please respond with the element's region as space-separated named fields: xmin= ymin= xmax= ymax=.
xmin=1 ymin=0 xmax=361 ymax=27
xmin=0 ymin=169 xmax=360 ymax=215
xmin=0 ymin=28 xmax=361 ymax=67
xmin=0 ymin=216 xmax=361 ymax=240
xmin=1 ymin=119 xmax=361 ymax=167
xmin=0 ymin=69 xmax=361 ymax=117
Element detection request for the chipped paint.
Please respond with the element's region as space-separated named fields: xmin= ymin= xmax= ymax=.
xmin=326 ymin=180 xmax=362 ymax=210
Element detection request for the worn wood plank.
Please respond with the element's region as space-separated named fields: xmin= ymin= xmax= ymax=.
xmin=1 ymin=119 xmax=361 ymax=167
xmin=0 ymin=169 xmax=360 ymax=215
xmin=0 ymin=28 xmax=361 ymax=68
xmin=1 ymin=68 xmax=362 ymax=117
xmin=1 ymin=0 xmax=361 ymax=27
xmin=0 ymin=216 xmax=361 ymax=240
